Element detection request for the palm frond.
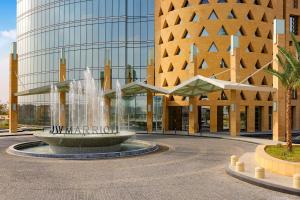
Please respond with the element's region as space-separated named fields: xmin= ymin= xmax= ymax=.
xmin=278 ymin=46 xmax=298 ymax=72
xmin=264 ymin=68 xmax=288 ymax=87
xmin=291 ymin=33 xmax=300 ymax=61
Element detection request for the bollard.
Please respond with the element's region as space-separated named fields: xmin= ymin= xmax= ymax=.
xmin=293 ymin=174 xmax=300 ymax=189
xmin=255 ymin=167 xmax=265 ymax=179
xmin=230 ymin=155 xmax=238 ymax=167
xmin=235 ymin=161 xmax=245 ymax=172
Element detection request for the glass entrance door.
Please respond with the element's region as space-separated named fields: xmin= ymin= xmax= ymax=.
xmin=255 ymin=106 xmax=262 ymax=131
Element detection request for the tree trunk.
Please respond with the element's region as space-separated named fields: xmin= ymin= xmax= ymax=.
xmin=286 ymin=88 xmax=293 ymax=152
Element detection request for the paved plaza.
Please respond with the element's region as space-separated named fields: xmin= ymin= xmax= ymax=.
xmin=0 ymin=134 xmax=298 ymax=200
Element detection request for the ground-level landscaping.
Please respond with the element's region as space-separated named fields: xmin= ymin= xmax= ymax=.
xmin=0 ymin=120 xmax=8 ymax=129
xmin=265 ymin=145 xmax=300 ymax=162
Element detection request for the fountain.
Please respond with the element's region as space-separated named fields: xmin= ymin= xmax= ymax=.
xmin=7 ymin=68 xmax=159 ymax=159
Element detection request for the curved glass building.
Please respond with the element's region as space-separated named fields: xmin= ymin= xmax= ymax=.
xmin=16 ymin=0 xmax=154 ymax=127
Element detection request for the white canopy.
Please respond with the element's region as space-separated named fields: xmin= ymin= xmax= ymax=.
xmin=105 ymin=81 xmax=169 ymax=97
xmin=15 ymin=75 xmax=276 ymax=98
xmin=169 ymin=75 xmax=276 ymax=96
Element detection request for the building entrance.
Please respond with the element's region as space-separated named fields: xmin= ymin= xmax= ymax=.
xmin=255 ymin=106 xmax=263 ymax=131
xmin=168 ymin=106 xmax=189 ymax=131
xmin=198 ymin=106 xmax=210 ymax=132
xmin=217 ymin=106 xmax=230 ymax=132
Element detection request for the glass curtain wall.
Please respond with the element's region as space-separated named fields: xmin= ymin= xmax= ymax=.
xmin=16 ymin=0 xmax=154 ymax=129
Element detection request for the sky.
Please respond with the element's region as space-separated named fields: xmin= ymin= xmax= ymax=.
xmin=0 ymin=1 xmax=16 ymax=103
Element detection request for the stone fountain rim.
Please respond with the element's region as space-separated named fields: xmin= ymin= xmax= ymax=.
xmin=33 ymin=131 xmax=136 ymax=138
xmin=6 ymin=139 xmax=160 ymax=160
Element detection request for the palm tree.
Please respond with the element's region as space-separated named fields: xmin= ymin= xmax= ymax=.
xmin=265 ymin=34 xmax=300 ymax=152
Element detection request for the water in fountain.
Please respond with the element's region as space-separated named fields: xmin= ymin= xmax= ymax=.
xmin=49 ymin=67 xmax=125 ymax=133
xmin=65 ymin=68 xmax=122 ymax=133
xmin=21 ymin=69 xmax=145 ymax=156
xmin=50 ymin=84 xmax=59 ymax=127
xmin=115 ymin=80 xmax=123 ymax=131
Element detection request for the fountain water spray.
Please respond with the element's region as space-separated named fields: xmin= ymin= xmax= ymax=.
xmin=25 ymin=68 xmax=143 ymax=155
xmin=115 ymin=80 xmax=123 ymax=132
xmin=55 ymin=68 xmax=123 ymax=134
xmin=50 ymin=85 xmax=59 ymax=127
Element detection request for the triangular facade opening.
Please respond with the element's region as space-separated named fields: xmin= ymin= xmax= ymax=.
xmin=162 ymin=79 xmax=169 ymax=87
xmin=246 ymin=10 xmax=254 ymax=20
xmin=255 ymin=60 xmax=262 ymax=69
xmin=190 ymin=12 xmax=199 ymax=22
xmin=220 ymin=59 xmax=228 ymax=68
xmin=208 ymin=10 xmax=218 ymax=20
xmin=199 ymin=60 xmax=208 ymax=69
xmin=261 ymin=76 xmax=268 ymax=85
xmin=228 ymin=9 xmax=237 ymax=19
xmin=254 ymin=0 xmax=261 ymax=5
xmin=246 ymin=43 xmax=254 ymax=52
xmin=208 ymin=42 xmax=218 ymax=52
xmin=158 ymin=65 xmax=163 ymax=73
xmin=159 ymin=8 xmax=163 ymax=17
xmin=240 ymin=59 xmax=246 ymax=68
xmin=262 ymin=13 xmax=268 ymax=22
xmin=168 ymin=33 xmax=174 ymax=41
xmin=163 ymin=49 xmax=169 ymax=57
xmin=174 ymin=46 xmax=181 ymax=55
xmin=255 ymin=28 xmax=262 ymax=37
xmin=163 ymin=20 xmax=169 ymax=29
xmin=182 ymin=0 xmax=190 ymax=8
xmin=267 ymin=31 xmax=273 ymax=39
xmin=255 ymin=92 xmax=262 ymax=101
xmin=168 ymin=63 xmax=174 ymax=72
xmin=218 ymin=26 xmax=228 ymax=36
xmin=199 ymin=27 xmax=209 ymax=36
xmin=268 ymin=92 xmax=273 ymax=101
xmin=175 ymin=16 xmax=182 ymax=25
xmin=240 ymin=91 xmax=246 ymax=100
xmin=168 ymin=3 xmax=175 ymax=12
xmin=182 ymin=61 xmax=188 ymax=70
xmin=159 ymin=37 xmax=163 ymax=45
xmin=182 ymin=29 xmax=191 ymax=39
xmin=221 ymin=91 xmax=228 ymax=100
xmin=267 ymin=0 xmax=273 ymax=8
xmin=236 ymin=26 xmax=246 ymax=36
xmin=261 ymin=45 xmax=268 ymax=54
xmin=174 ymin=77 xmax=181 ymax=86
xmin=200 ymin=0 xmax=209 ymax=4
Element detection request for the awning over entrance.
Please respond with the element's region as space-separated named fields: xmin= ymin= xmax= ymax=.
xmin=105 ymin=81 xmax=169 ymax=98
xmin=169 ymin=75 xmax=277 ymax=96
xmin=14 ymin=81 xmax=70 ymax=96
xmin=14 ymin=75 xmax=276 ymax=97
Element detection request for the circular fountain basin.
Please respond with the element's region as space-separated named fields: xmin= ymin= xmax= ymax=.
xmin=7 ymin=139 xmax=160 ymax=159
xmin=33 ymin=131 xmax=135 ymax=153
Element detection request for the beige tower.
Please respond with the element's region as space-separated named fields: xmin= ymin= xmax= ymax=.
xmin=155 ymin=0 xmax=286 ymax=133
xmin=9 ymin=42 xmax=18 ymax=133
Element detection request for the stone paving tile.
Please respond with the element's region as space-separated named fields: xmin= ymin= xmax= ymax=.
xmin=0 ymin=135 xmax=298 ymax=200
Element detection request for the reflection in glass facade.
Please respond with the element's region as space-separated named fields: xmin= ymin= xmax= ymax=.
xmin=17 ymin=0 xmax=154 ymax=129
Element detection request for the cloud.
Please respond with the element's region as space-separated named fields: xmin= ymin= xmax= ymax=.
xmin=0 ymin=29 xmax=16 ymax=103
xmin=0 ymin=29 xmax=16 ymax=41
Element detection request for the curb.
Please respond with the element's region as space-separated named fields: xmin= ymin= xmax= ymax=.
xmin=225 ymin=165 xmax=300 ymax=196
xmin=136 ymin=132 xmax=264 ymax=145
xmin=0 ymin=133 xmax=33 ymax=138
xmin=6 ymin=140 xmax=160 ymax=160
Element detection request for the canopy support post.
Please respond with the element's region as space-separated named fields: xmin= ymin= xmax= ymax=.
xmin=104 ymin=50 xmax=112 ymax=127
xmin=229 ymin=36 xmax=240 ymax=136
xmin=147 ymin=49 xmax=154 ymax=133
xmin=59 ymin=48 xmax=66 ymax=127
xmin=9 ymin=42 xmax=18 ymax=133
xmin=188 ymin=44 xmax=199 ymax=134
xmin=272 ymin=19 xmax=286 ymax=141
xmin=162 ymin=96 xmax=169 ymax=133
